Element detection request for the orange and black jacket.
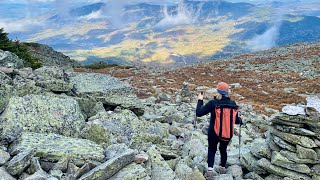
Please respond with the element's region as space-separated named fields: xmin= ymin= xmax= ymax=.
xmin=196 ymin=96 xmax=243 ymax=140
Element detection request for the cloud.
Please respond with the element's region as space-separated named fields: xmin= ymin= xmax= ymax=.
xmin=154 ymin=0 xmax=200 ymax=30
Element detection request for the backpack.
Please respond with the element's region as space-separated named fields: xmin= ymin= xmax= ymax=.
xmin=214 ymin=104 xmax=238 ymax=141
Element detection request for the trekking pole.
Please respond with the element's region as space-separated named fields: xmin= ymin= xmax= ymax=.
xmin=238 ymin=124 xmax=241 ymax=159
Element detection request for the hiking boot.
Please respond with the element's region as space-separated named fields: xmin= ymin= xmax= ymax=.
xmin=214 ymin=165 xmax=227 ymax=174
xmin=205 ymin=169 xmax=218 ymax=179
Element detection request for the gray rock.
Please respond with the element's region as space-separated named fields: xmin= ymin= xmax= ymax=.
xmin=0 ymin=49 xmax=24 ymax=68
xmin=12 ymin=75 xmax=42 ymax=96
xmin=105 ymin=144 xmax=130 ymax=160
xmin=273 ymin=135 xmax=297 ymax=152
xmin=109 ymin=163 xmax=150 ymax=180
xmin=250 ymin=138 xmax=271 ymax=159
xmin=312 ymin=165 xmax=320 ymax=175
xmin=280 ymin=150 xmax=319 ymax=164
xmin=240 ymin=152 xmax=267 ymax=175
xmin=273 ymin=125 xmax=317 ymax=137
xmin=52 ymin=157 xmax=69 ymax=172
xmin=316 ymin=148 xmax=320 ymax=159
xmin=26 ymin=157 xmax=42 ymax=174
xmin=34 ymin=66 xmax=72 ymax=92
xmin=10 ymin=132 xmax=105 ymax=166
xmin=212 ymin=174 xmax=233 ymax=180
xmin=244 ymin=172 xmax=264 ymax=180
xmin=282 ymin=105 xmax=306 ymax=115
xmin=175 ymin=158 xmax=193 ymax=179
xmin=182 ymin=139 xmax=207 ymax=159
xmin=147 ymin=146 xmax=178 ymax=180
xmin=297 ymin=145 xmax=318 ymax=160
xmin=50 ymin=169 xmax=63 ymax=179
xmin=264 ymin=174 xmax=283 ymax=180
xmin=24 ymin=169 xmax=51 ymax=180
xmin=79 ymin=149 xmax=136 ymax=180
xmin=5 ymin=149 xmax=35 ymax=176
xmin=226 ymin=165 xmax=243 ymax=178
xmin=257 ymin=158 xmax=311 ymax=180
xmin=158 ymin=93 xmax=171 ymax=101
xmin=67 ymin=162 xmax=79 ymax=175
xmin=0 ymin=94 xmax=85 ymax=143
xmin=271 ymin=151 xmax=311 ymax=174
xmin=0 ymin=149 xmax=10 ymax=165
xmin=271 ymin=129 xmax=317 ymax=148
xmin=0 ymin=167 xmax=15 ymax=180
xmin=80 ymin=121 xmax=111 ymax=147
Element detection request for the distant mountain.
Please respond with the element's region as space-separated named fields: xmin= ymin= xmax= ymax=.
xmin=5 ymin=0 xmax=320 ymax=66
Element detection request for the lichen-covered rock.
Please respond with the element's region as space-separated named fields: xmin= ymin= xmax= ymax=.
xmin=257 ymin=158 xmax=311 ymax=180
xmin=312 ymin=165 xmax=320 ymax=176
xmin=280 ymin=150 xmax=319 ymax=164
xmin=271 ymin=129 xmax=317 ymax=148
xmin=175 ymin=158 xmax=193 ymax=179
xmin=80 ymin=122 xmax=111 ymax=147
xmin=12 ymin=76 xmax=43 ymax=96
xmin=297 ymin=145 xmax=318 ymax=160
xmin=271 ymin=151 xmax=311 ymax=174
xmin=9 ymin=132 xmax=105 ymax=165
xmin=244 ymin=172 xmax=264 ymax=180
xmin=5 ymin=149 xmax=35 ymax=176
xmin=250 ymin=138 xmax=271 ymax=159
xmin=34 ymin=66 xmax=72 ymax=92
xmin=147 ymin=146 xmax=178 ymax=180
xmin=0 ymin=149 xmax=10 ymax=165
xmin=24 ymin=169 xmax=51 ymax=180
xmin=105 ymin=144 xmax=131 ymax=160
xmin=212 ymin=174 xmax=233 ymax=180
xmin=71 ymin=72 xmax=145 ymax=116
xmin=0 ymin=74 xmax=13 ymax=112
xmin=0 ymin=167 xmax=15 ymax=180
xmin=0 ymin=94 xmax=85 ymax=143
xmin=272 ymin=135 xmax=297 ymax=152
xmin=240 ymin=152 xmax=267 ymax=174
xmin=0 ymin=49 xmax=24 ymax=68
xmin=79 ymin=149 xmax=136 ymax=180
xmin=182 ymin=138 xmax=207 ymax=159
xmin=109 ymin=163 xmax=150 ymax=180
xmin=226 ymin=164 xmax=243 ymax=178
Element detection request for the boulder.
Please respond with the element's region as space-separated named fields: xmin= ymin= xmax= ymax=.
xmin=226 ymin=164 xmax=243 ymax=178
xmin=79 ymin=149 xmax=136 ymax=180
xmin=297 ymin=145 xmax=318 ymax=160
xmin=250 ymin=138 xmax=271 ymax=159
xmin=147 ymin=146 xmax=178 ymax=180
xmin=280 ymin=150 xmax=319 ymax=164
xmin=0 ymin=49 xmax=24 ymax=68
xmin=271 ymin=129 xmax=317 ymax=148
xmin=271 ymin=151 xmax=311 ymax=174
xmin=10 ymin=132 xmax=105 ymax=166
xmin=0 ymin=149 xmax=10 ymax=165
xmin=257 ymin=158 xmax=312 ymax=180
xmin=109 ymin=163 xmax=150 ymax=180
xmin=244 ymin=172 xmax=264 ymax=180
xmin=70 ymin=73 xmax=144 ymax=114
xmin=240 ymin=152 xmax=267 ymax=174
xmin=273 ymin=125 xmax=316 ymax=137
xmin=175 ymin=158 xmax=193 ymax=179
xmin=0 ymin=77 xmax=12 ymax=113
xmin=105 ymin=144 xmax=131 ymax=160
xmin=34 ymin=66 xmax=72 ymax=92
xmin=212 ymin=174 xmax=233 ymax=180
xmin=0 ymin=167 xmax=15 ymax=180
xmin=26 ymin=157 xmax=42 ymax=174
xmin=182 ymin=138 xmax=207 ymax=159
xmin=5 ymin=149 xmax=35 ymax=176
xmin=272 ymin=135 xmax=297 ymax=152
xmin=0 ymin=94 xmax=85 ymax=143
xmin=12 ymin=75 xmax=43 ymax=96
xmin=282 ymin=106 xmax=306 ymax=116
xmin=312 ymin=165 xmax=320 ymax=176
xmin=80 ymin=122 xmax=111 ymax=147
xmin=24 ymin=169 xmax=51 ymax=180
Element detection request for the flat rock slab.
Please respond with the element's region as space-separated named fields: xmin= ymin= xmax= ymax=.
xmin=79 ymin=149 xmax=136 ymax=180
xmin=10 ymin=132 xmax=105 ymax=165
xmin=109 ymin=163 xmax=150 ymax=180
xmin=271 ymin=129 xmax=317 ymax=148
xmin=282 ymin=106 xmax=306 ymax=115
xmin=0 ymin=167 xmax=15 ymax=180
xmin=0 ymin=94 xmax=85 ymax=143
xmin=70 ymin=73 xmax=134 ymax=97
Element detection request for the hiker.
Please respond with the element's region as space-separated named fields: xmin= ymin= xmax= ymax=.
xmin=196 ymin=82 xmax=243 ymax=177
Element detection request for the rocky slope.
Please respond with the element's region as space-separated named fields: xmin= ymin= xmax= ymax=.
xmin=0 ymin=43 xmax=319 ymax=180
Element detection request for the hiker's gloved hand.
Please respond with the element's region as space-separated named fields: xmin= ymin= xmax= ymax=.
xmin=198 ymin=93 xmax=204 ymax=100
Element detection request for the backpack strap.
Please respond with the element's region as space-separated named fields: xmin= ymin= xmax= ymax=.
xmin=219 ymin=107 xmax=223 ymax=139
xmin=230 ymin=108 xmax=234 ymax=139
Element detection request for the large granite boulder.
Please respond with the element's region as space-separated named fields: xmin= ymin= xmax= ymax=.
xmin=70 ymin=73 xmax=144 ymax=115
xmin=109 ymin=163 xmax=150 ymax=180
xmin=0 ymin=72 xmax=13 ymax=112
xmin=271 ymin=151 xmax=311 ymax=174
xmin=9 ymin=132 xmax=105 ymax=166
xmin=5 ymin=149 xmax=35 ymax=176
xmin=79 ymin=149 xmax=136 ymax=180
xmin=257 ymin=158 xmax=311 ymax=180
xmin=0 ymin=49 xmax=24 ymax=68
xmin=0 ymin=167 xmax=15 ymax=180
xmin=0 ymin=94 xmax=85 ymax=143
xmin=34 ymin=66 xmax=73 ymax=92
xmin=146 ymin=146 xmax=178 ymax=180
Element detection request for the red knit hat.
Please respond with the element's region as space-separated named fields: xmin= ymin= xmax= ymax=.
xmin=217 ymin=82 xmax=229 ymax=95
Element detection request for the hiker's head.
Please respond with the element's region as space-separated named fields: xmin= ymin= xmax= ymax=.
xmin=217 ymin=82 xmax=229 ymax=96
